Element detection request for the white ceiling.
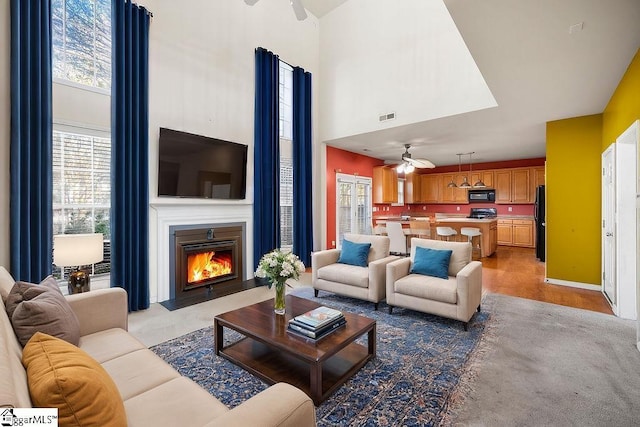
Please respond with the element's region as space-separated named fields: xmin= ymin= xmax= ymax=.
xmin=308 ymin=0 xmax=640 ymax=167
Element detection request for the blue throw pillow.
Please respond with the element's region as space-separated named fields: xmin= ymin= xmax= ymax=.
xmin=337 ymin=240 xmax=371 ymax=267
xmin=410 ymin=247 xmax=453 ymax=279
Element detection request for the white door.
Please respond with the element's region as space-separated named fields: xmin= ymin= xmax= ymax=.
xmin=602 ymin=145 xmax=616 ymax=307
xmin=336 ymin=174 xmax=372 ymax=248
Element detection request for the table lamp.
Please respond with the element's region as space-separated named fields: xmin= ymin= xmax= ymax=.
xmin=53 ymin=233 xmax=104 ymax=294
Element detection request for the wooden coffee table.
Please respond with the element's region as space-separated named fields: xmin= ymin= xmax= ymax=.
xmin=214 ymin=294 xmax=376 ymax=405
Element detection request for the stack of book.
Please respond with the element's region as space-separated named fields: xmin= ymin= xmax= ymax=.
xmin=287 ymin=306 xmax=346 ymax=340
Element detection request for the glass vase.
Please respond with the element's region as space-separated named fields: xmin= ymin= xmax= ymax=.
xmin=274 ymin=281 xmax=286 ymax=315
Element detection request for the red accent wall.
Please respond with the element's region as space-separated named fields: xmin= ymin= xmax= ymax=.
xmin=326 ymin=146 xmax=384 ymax=249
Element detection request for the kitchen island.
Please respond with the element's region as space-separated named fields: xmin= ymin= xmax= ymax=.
xmin=435 ymin=218 xmax=498 ymax=257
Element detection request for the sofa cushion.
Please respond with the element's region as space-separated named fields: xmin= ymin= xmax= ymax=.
xmin=410 ymin=238 xmax=471 ymax=277
xmin=344 ymin=233 xmax=390 ymax=263
xmin=317 ymin=263 xmax=369 ymax=288
xmin=124 ymin=377 xmax=228 ymax=427
xmin=410 ymin=247 xmax=452 ymax=279
xmin=337 ymin=240 xmax=371 ymax=267
xmin=394 ymin=274 xmax=458 ymax=304
xmin=79 ymin=328 xmax=147 ymax=363
xmin=0 ymin=266 xmax=15 ymax=303
xmin=22 ymin=332 xmax=127 ymax=427
xmin=6 ymin=277 xmax=80 ymax=346
xmin=101 ymin=349 xmax=181 ymax=400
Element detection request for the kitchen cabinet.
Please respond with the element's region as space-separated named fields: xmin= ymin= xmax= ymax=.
xmin=513 ymin=219 xmax=534 ymax=247
xmin=405 ymin=173 xmax=422 ymax=203
xmin=495 ymin=168 xmax=531 ymax=204
xmin=470 ymin=170 xmax=494 ymax=188
xmin=497 ymin=218 xmax=534 ymax=247
xmin=440 ymin=173 xmax=469 ymax=203
xmin=373 ymin=166 xmax=398 ymax=204
xmin=497 ymin=219 xmax=513 ymax=245
xmin=421 ymin=174 xmax=441 ymax=203
xmin=531 ymin=166 xmax=545 ymax=199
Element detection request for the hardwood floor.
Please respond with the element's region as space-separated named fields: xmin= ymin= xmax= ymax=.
xmin=482 ymin=246 xmax=613 ymax=315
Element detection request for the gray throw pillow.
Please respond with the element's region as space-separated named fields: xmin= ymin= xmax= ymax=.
xmin=5 ymin=276 xmax=80 ymax=347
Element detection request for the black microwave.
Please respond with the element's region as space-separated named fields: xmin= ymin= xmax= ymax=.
xmin=468 ymin=189 xmax=495 ymax=203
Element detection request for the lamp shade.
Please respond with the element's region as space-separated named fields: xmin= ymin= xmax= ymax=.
xmin=53 ymin=234 xmax=104 ymax=267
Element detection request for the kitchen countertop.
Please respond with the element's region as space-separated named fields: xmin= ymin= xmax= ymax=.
xmin=435 ymin=218 xmax=497 ymax=223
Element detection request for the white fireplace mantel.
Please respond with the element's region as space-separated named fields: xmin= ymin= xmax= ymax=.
xmin=149 ymin=199 xmax=253 ymax=303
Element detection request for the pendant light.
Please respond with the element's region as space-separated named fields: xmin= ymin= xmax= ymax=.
xmin=459 ymin=152 xmax=472 ymax=189
xmin=447 ymin=154 xmax=463 ymax=188
xmin=470 ymin=152 xmax=486 ymax=188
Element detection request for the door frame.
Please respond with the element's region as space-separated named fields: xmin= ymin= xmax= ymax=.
xmin=603 ymin=121 xmax=639 ymax=323
xmin=601 ymin=145 xmax=616 ymax=310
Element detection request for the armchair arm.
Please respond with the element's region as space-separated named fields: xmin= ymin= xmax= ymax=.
xmin=385 ymin=257 xmax=412 ymax=306
xmin=311 ymin=249 xmax=341 ymax=285
xmin=368 ymin=255 xmax=400 ymax=302
xmin=455 ymin=261 xmax=483 ymax=321
xmin=205 ymin=383 xmax=316 ymax=427
xmin=66 ymin=288 xmax=128 ymax=336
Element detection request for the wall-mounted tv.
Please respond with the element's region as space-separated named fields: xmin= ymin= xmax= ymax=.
xmin=158 ymin=128 xmax=247 ymax=200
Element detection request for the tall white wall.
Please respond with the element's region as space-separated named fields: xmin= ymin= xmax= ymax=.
xmin=144 ymin=0 xmax=320 ymax=300
xmin=0 ymin=1 xmax=10 ymax=268
xmin=319 ymin=0 xmax=496 ymax=142
xmin=145 ymin=0 xmax=319 ymax=202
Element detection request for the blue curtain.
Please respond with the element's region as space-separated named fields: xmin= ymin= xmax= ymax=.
xmin=111 ymin=0 xmax=151 ymax=311
xmin=253 ymin=47 xmax=280 ymax=269
xmin=292 ymin=67 xmax=313 ymax=267
xmin=10 ymin=0 xmax=53 ymax=282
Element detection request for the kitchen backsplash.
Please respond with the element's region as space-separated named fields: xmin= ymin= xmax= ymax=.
xmin=373 ymin=203 xmax=534 ymax=217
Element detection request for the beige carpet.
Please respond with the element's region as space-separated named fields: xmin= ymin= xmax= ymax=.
xmin=446 ymin=293 xmax=640 ymax=426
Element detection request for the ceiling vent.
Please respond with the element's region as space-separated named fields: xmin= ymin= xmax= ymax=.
xmin=379 ymin=112 xmax=396 ymax=122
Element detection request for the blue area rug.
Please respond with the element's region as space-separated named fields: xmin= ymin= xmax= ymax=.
xmin=150 ymin=288 xmax=490 ymax=426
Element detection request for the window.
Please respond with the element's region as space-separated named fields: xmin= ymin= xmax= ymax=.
xmin=51 ymin=0 xmax=112 ymax=280
xmin=279 ymin=61 xmax=294 ymax=249
xmin=52 ymin=0 xmax=112 ymax=89
xmin=52 ymin=130 xmax=111 ymax=277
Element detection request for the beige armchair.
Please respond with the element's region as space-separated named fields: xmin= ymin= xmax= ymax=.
xmin=312 ymin=233 xmax=399 ymax=310
xmin=386 ymin=238 xmax=482 ymax=330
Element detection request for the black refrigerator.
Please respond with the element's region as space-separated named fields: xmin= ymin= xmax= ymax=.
xmin=534 ymin=185 xmax=545 ymax=261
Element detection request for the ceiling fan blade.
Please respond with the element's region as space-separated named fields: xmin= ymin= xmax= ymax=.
xmin=244 ymin=0 xmax=260 ymax=5
xmin=406 ymin=158 xmax=436 ymax=169
xmin=291 ymin=0 xmax=308 ymax=21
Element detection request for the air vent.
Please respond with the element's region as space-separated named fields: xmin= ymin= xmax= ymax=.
xmin=379 ymin=112 xmax=396 ymax=122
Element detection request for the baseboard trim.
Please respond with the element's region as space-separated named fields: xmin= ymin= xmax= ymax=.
xmin=545 ymin=278 xmax=601 ymax=291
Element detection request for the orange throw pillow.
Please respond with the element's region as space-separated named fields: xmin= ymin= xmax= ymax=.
xmin=22 ymin=332 xmax=127 ymax=427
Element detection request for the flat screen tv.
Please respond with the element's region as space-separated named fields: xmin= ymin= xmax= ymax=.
xmin=158 ymin=128 xmax=247 ymax=200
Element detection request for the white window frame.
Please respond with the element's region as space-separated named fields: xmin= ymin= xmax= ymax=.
xmin=335 ymin=173 xmax=373 ymax=249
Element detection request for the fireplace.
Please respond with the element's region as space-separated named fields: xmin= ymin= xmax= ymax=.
xmin=172 ymin=225 xmax=243 ymax=301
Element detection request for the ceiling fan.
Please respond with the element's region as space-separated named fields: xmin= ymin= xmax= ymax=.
xmin=391 ymin=144 xmax=436 ymax=174
xmin=244 ymin=0 xmax=308 ymax=21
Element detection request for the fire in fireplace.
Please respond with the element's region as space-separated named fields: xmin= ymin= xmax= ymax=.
xmin=187 ymin=249 xmax=233 ymax=283
xmin=172 ymin=226 xmax=244 ymax=301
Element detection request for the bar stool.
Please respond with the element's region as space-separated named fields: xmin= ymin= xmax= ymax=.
xmin=461 ymin=227 xmax=482 ymax=259
xmin=436 ymin=226 xmax=458 ymax=241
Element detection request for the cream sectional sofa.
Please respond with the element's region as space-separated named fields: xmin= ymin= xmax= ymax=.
xmin=0 ymin=267 xmax=316 ymax=426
